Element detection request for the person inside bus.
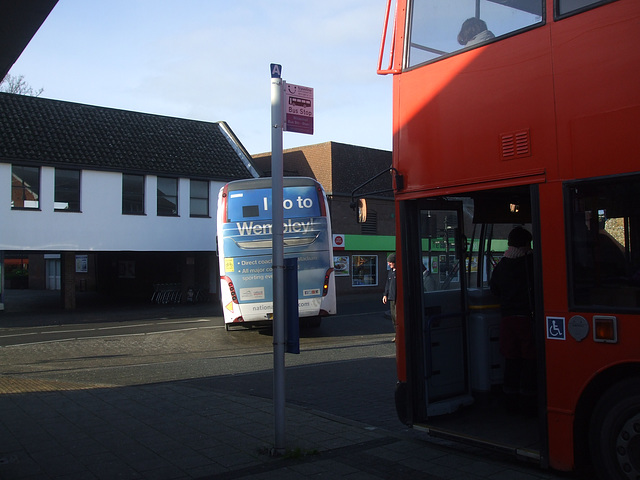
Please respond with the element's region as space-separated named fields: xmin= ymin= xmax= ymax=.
xmin=489 ymin=226 xmax=536 ymax=414
xmin=457 ymin=17 xmax=495 ymax=46
xmin=382 ymin=253 xmax=397 ymax=342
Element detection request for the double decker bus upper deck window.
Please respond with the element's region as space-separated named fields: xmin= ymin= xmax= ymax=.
xmin=556 ymin=0 xmax=612 ymax=17
xmin=407 ymin=0 xmax=544 ymax=68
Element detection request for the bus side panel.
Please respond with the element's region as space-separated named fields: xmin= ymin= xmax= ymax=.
xmin=546 ymin=410 xmax=574 ymax=472
xmin=538 ymin=182 xmax=568 ymax=313
xmin=552 ymin=0 xmax=640 ymax=181
xmin=540 ymin=177 xmax=640 ymax=472
xmin=537 ymin=181 xmax=573 ymax=469
xmin=393 ymin=27 xmax=557 ymax=194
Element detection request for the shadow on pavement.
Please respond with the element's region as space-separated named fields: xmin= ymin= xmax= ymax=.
xmin=0 ymin=289 xmax=220 ymax=327
xmin=0 ymin=289 xmax=387 ymax=329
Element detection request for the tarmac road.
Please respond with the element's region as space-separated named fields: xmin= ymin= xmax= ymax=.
xmin=0 ymin=291 xmax=401 ymax=432
xmin=0 ymin=290 xmax=577 ymax=479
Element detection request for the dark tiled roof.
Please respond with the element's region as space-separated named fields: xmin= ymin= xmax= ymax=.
xmin=0 ymin=92 xmax=254 ymax=180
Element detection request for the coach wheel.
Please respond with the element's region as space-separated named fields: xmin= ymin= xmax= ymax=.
xmin=225 ymin=323 xmax=230 ymax=331
xmin=589 ymin=378 xmax=640 ymax=480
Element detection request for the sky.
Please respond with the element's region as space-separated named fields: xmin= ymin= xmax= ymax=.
xmin=9 ymin=0 xmax=393 ymax=156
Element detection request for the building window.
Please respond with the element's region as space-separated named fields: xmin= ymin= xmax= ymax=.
xmin=157 ymin=177 xmax=178 ymax=216
xmin=352 ymin=255 xmax=378 ymax=286
xmin=11 ymin=165 xmax=40 ymax=209
xmin=122 ymin=174 xmax=145 ymax=215
xmin=54 ymin=169 xmax=81 ymax=211
xmin=190 ymin=179 xmax=209 ymax=217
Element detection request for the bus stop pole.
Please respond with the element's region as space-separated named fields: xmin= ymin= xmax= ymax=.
xmin=270 ymin=64 xmax=286 ymax=455
xmin=0 ymin=250 xmax=4 ymax=311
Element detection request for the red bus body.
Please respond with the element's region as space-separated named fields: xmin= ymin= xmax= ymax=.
xmin=381 ymin=0 xmax=640 ymax=478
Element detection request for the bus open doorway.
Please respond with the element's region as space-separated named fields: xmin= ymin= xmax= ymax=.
xmin=395 ymin=184 xmax=546 ymax=465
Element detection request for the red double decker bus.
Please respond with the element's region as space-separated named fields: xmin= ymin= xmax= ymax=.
xmin=375 ymin=0 xmax=640 ymax=478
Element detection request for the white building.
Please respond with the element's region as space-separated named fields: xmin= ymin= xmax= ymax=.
xmin=0 ymin=92 xmax=258 ymax=310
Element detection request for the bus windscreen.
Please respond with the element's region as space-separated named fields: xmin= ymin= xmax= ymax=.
xmin=225 ymin=187 xmax=321 ymax=222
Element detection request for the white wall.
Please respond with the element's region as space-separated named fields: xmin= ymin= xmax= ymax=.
xmin=1 ymin=164 xmax=224 ymax=252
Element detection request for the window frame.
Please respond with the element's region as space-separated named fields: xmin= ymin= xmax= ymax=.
xmin=565 ymin=173 xmax=640 ymax=313
xmin=352 ymin=254 xmax=379 ymax=287
xmin=11 ymin=165 xmax=40 ymax=210
xmin=54 ymin=168 xmax=81 ymax=212
xmin=189 ymin=179 xmax=209 ymax=218
xmin=405 ymin=0 xmax=546 ymax=70
xmin=157 ymin=176 xmax=179 ymax=217
xmin=555 ymin=0 xmax=618 ymax=20
xmin=122 ymin=173 xmax=145 ymax=215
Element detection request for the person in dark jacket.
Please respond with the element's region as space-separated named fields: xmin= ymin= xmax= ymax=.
xmin=490 ymin=227 xmax=536 ymax=413
xmin=383 ymin=253 xmax=397 ymax=342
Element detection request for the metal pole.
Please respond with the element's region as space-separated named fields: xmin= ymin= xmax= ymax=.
xmin=0 ymin=250 xmax=4 ymax=311
xmin=270 ymin=64 xmax=286 ymax=455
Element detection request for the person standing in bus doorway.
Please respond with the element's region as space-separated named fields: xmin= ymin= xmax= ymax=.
xmin=383 ymin=253 xmax=397 ymax=342
xmin=490 ymin=227 xmax=536 ymax=415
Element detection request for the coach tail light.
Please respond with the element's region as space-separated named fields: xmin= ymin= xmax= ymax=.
xmin=322 ymin=268 xmax=334 ymax=296
xmin=221 ymin=276 xmax=244 ymax=322
xmin=221 ymin=276 xmax=239 ymax=304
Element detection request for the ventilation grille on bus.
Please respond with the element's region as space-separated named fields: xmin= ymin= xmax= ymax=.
xmin=501 ymin=130 xmax=531 ymax=160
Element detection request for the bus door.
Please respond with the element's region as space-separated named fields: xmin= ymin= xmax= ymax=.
xmin=401 ymin=187 xmax=544 ymax=459
xmin=414 ymin=199 xmax=474 ymax=417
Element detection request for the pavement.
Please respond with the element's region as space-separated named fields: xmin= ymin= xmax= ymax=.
xmin=0 ymin=290 xmax=568 ymax=479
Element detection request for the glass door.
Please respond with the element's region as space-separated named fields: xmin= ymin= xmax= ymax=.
xmin=417 ymin=200 xmax=473 ymax=416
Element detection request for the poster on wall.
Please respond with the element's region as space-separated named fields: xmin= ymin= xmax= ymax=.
xmin=333 ymin=255 xmax=349 ymax=276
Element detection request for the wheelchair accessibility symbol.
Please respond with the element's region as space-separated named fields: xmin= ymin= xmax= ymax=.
xmin=546 ymin=316 xmax=566 ymax=340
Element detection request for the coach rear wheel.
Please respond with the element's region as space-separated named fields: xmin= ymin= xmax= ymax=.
xmin=589 ymin=378 xmax=640 ymax=480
